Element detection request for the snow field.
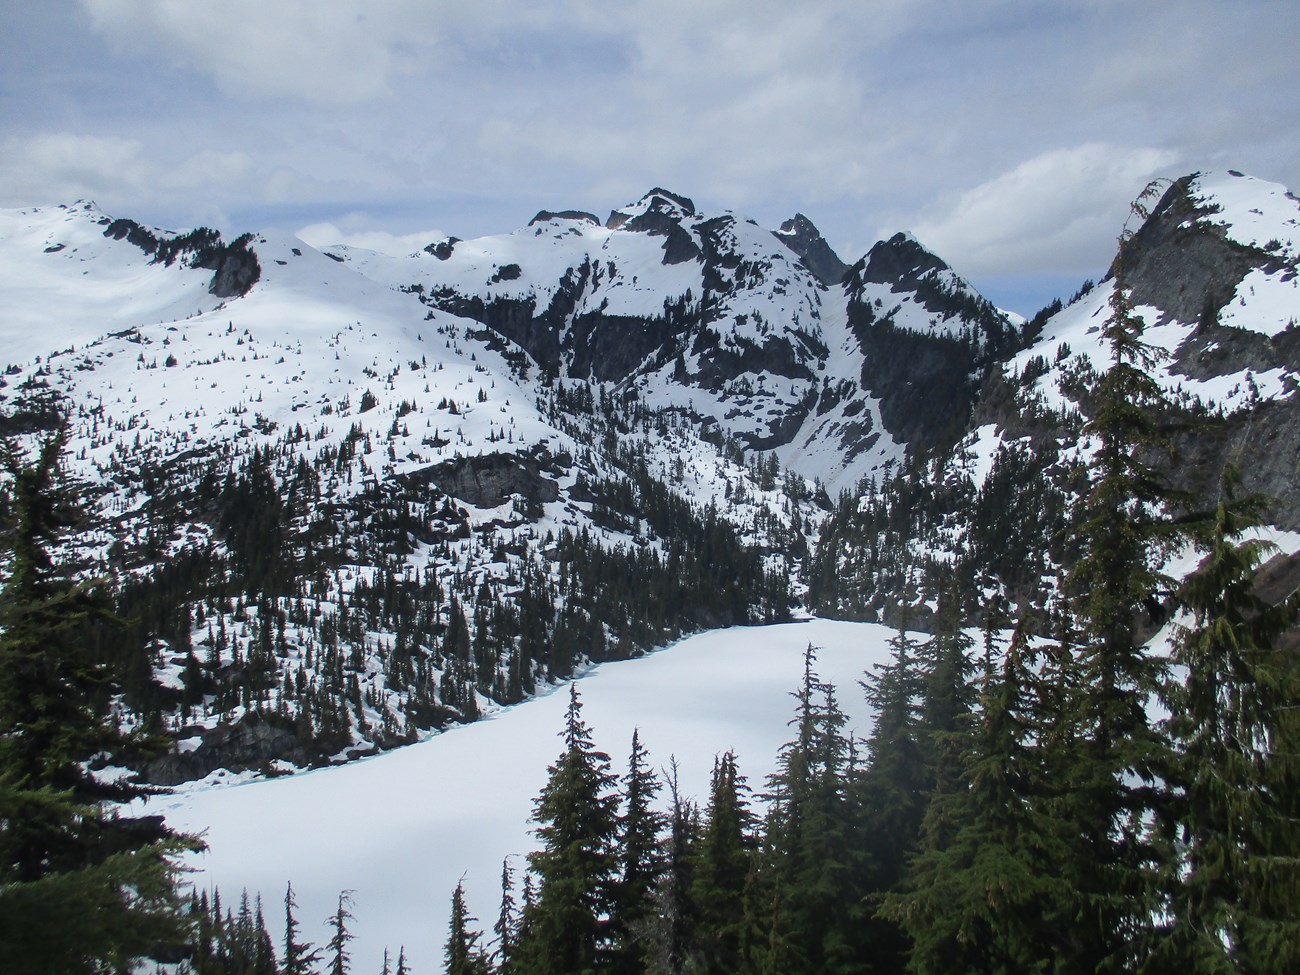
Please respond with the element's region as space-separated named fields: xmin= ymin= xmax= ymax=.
xmin=152 ymin=619 xmax=897 ymax=972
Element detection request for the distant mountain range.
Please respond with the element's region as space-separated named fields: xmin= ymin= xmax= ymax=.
xmin=1 ymin=169 xmax=1296 ymax=781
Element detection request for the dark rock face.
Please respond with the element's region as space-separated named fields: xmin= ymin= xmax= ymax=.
xmin=424 ymin=237 xmax=461 ymax=260
xmin=844 ymin=235 xmax=1023 ymax=450
xmin=1122 ymin=175 xmax=1288 ymax=329
xmin=101 ymin=219 xmax=261 ymax=297
xmin=529 ymin=210 xmax=600 ymax=227
xmin=1171 ymin=397 xmax=1300 ymax=532
xmin=413 ymin=452 xmax=560 ymax=508
xmin=142 ymin=712 xmax=309 ymax=785
xmin=205 ymin=236 xmax=262 ymax=297
xmin=775 ymin=213 xmax=848 ymax=286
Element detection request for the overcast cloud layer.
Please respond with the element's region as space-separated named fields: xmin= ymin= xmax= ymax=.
xmin=2 ymin=0 xmax=1296 ymax=313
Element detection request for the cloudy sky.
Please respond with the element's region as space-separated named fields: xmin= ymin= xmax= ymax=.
xmin=3 ymin=0 xmax=1296 ymax=314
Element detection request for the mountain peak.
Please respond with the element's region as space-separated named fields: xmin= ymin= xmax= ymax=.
xmin=606 ymin=188 xmax=696 ymax=230
xmin=774 ymin=213 xmax=847 ymax=286
xmin=527 ymin=209 xmax=600 ymax=228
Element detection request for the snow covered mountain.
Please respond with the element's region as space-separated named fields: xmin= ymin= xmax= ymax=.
xmin=321 ymin=186 xmax=1024 ymax=493
xmin=1 ymin=171 xmax=1296 ymax=785
xmin=809 ymin=170 xmax=1300 ymax=623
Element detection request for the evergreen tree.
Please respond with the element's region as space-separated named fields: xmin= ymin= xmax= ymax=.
xmin=493 ymin=858 xmax=518 ymax=974
xmin=446 ymin=880 xmax=489 ymax=975
xmin=852 ymin=624 xmax=928 ymax=972
xmin=751 ymin=645 xmax=863 ymax=975
xmin=0 ymin=422 xmax=197 ymax=972
xmin=881 ymin=616 xmax=1078 ymax=974
xmin=654 ymin=758 xmax=699 ymax=975
xmin=1053 ymin=181 xmax=1183 ymax=972
xmin=326 ymin=891 xmax=355 ymax=975
xmin=688 ymin=750 xmax=755 ymax=975
xmin=609 ymin=729 xmax=666 ymax=975
xmin=282 ymin=881 xmax=321 ymax=975
xmin=1153 ymin=468 xmax=1300 ymax=972
xmin=517 ymin=683 xmax=619 ymax=975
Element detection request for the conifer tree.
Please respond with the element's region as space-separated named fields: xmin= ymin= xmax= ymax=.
xmin=688 ymin=750 xmax=754 ymax=975
xmin=1053 ymin=180 xmax=1182 ymax=972
xmin=493 ymin=858 xmax=518 ymax=974
xmin=655 ymin=758 xmax=699 ymax=975
xmin=516 ymin=683 xmax=619 ymax=974
xmin=882 ymin=616 xmax=1077 ymax=974
xmin=282 ymin=881 xmax=321 ymax=975
xmin=852 ymin=624 xmax=928 ymax=971
xmin=752 ymin=645 xmax=863 ymax=975
xmin=609 ymin=729 xmax=666 ymax=975
xmin=0 ymin=422 xmax=197 ymax=972
xmin=1153 ymin=467 xmax=1300 ymax=972
xmin=446 ymin=880 xmax=489 ymax=975
xmin=326 ymin=891 xmax=355 ymax=975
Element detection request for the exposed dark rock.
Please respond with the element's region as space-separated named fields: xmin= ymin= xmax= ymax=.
xmin=1171 ymin=398 xmax=1300 ymax=532
xmin=204 ymin=234 xmax=262 ymax=297
xmin=424 ymin=237 xmax=461 ymax=260
xmin=844 ymin=235 xmax=1023 ymax=452
xmin=102 ymin=219 xmax=261 ymax=297
xmin=661 ymin=223 xmax=702 ymax=265
xmin=775 ymin=213 xmax=848 ymax=286
xmin=607 ymin=188 xmax=697 ymax=231
xmin=410 ymin=451 xmax=560 ymax=508
xmin=1121 ymin=175 xmax=1290 ymax=328
xmin=529 ymin=210 xmax=600 ymax=227
xmin=491 ymin=263 xmax=523 ymax=283
xmin=141 ymin=711 xmax=309 ymax=785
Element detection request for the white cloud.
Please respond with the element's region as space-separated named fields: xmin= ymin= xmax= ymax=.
xmin=0 ymin=132 xmax=253 ymax=214
xmin=80 ymin=0 xmax=439 ymax=104
xmin=908 ymin=143 xmax=1181 ymax=277
xmin=296 ymin=220 xmax=446 ymax=256
xmin=0 ymin=132 xmax=150 ymax=203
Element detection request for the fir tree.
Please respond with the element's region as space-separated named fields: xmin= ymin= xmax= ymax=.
xmin=493 ymin=858 xmax=518 ymax=974
xmin=655 ymin=758 xmax=699 ymax=975
xmin=446 ymin=880 xmax=489 ymax=975
xmin=326 ymin=891 xmax=356 ymax=975
xmin=1153 ymin=467 xmax=1300 ymax=972
xmin=517 ymin=683 xmax=619 ymax=975
xmin=0 ymin=422 xmax=198 ymax=972
xmin=881 ymin=616 xmax=1078 ymax=974
xmin=282 ymin=881 xmax=321 ymax=975
xmin=688 ymin=750 xmax=755 ymax=975
xmin=852 ymin=624 xmax=928 ymax=972
xmin=609 ymin=729 xmax=666 ymax=975
xmin=752 ymin=645 xmax=863 ymax=975
xmin=1053 ymin=180 xmax=1183 ymax=972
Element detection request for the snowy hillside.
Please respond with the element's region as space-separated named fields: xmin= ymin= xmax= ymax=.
xmin=151 ymin=619 xmax=896 ymax=973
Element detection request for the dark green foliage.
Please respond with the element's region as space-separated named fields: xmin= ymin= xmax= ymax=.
xmin=608 ymin=730 xmax=666 ymax=975
xmin=881 ymin=619 xmax=1077 ymax=975
xmin=1152 ymin=468 xmax=1300 ymax=972
xmin=1049 ymin=184 xmax=1184 ymax=972
xmin=281 ymin=881 xmax=321 ymax=975
xmin=750 ymin=645 xmax=865 ymax=975
xmin=686 ymin=750 xmax=755 ymax=975
xmin=446 ymin=881 xmax=490 ymax=975
xmin=0 ymin=422 xmax=197 ymax=972
xmin=517 ymin=684 xmax=620 ymax=974
xmin=326 ymin=891 xmax=356 ymax=975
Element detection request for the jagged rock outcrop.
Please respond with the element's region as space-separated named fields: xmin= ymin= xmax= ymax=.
xmin=414 ymin=451 xmax=561 ymax=508
xmin=845 ymin=233 xmax=1024 ymax=449
xmin=775 ymin=213 xmax=848 ymax=286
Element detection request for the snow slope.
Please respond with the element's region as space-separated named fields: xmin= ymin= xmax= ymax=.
xmin=150 ymin=619 xmax=897 ymax=972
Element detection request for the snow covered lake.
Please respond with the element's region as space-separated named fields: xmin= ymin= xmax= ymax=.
xmin=150 ymin=619 xmax=896 ymax=971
